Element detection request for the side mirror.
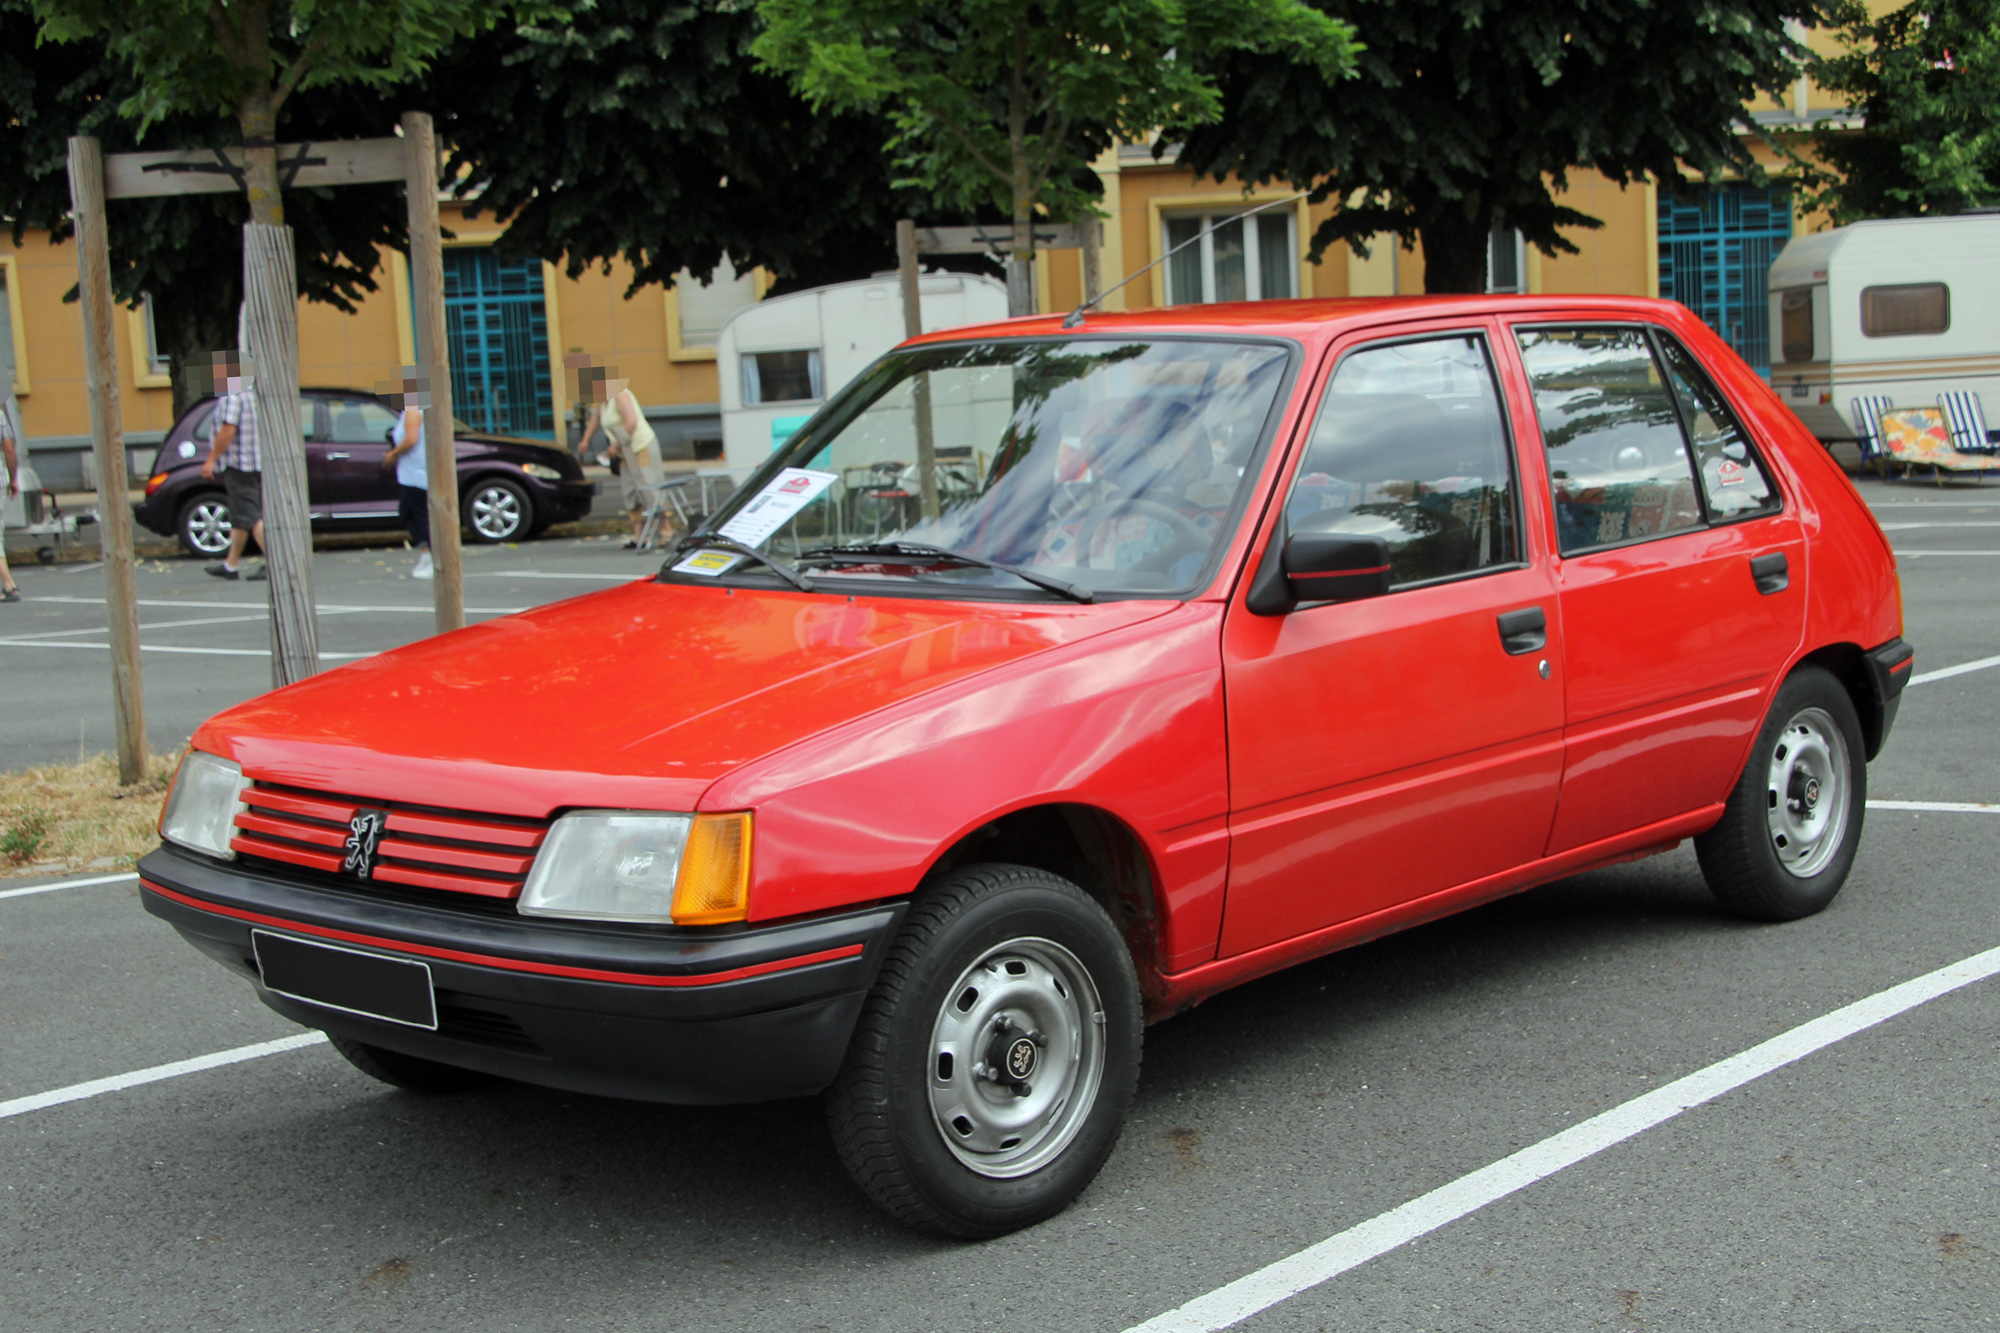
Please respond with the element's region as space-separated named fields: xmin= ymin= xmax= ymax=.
xmin=1245 ymin=529 xmax=1393 ymax=615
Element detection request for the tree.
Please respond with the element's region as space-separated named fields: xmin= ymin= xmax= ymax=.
xmin=1176 ymin=0 xmax=1815 ymax=293
xmin=1794 ymin=0 xmax=2000 ymax=222
xmin=421 ymin=0 xmax=946 ymax=300
xmin=0 ymin=2 xmax=412 ymax=415
xmin=751 ymin=0 xmax=1358 ymax=312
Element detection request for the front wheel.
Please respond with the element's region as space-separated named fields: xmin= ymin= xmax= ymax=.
xmin=1696 ymin=666 xmax=1866 ymax=921
xmin=464 ymin=477 xmax=533 ymax=543
xmin=825 ymin=864 xmax=1142 ymax=1238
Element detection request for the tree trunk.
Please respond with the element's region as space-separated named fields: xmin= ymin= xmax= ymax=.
xmin=243 ymin=223 xmax=319 ymax=685
xmin=239 ymin=89 xmax=284 ymax=227
xmin=1005 ymin=20 xmax=1036 ymax=317
xmin=1416 ymin=192 xmax=1494 ymax=294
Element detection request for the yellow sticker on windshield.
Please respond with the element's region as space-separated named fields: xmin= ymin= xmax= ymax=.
xmin=671 ymin=549 xmax=743 ymax=577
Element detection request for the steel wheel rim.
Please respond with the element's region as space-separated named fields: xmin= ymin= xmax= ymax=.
xmin=471 ymin=486 xmax=521 ymax=539
xmin=927 ymin=937 xmax=1105 ymax=1179
xmin=188 ymin=500 xmax=232 ymax=554
xmin=1766 ymin=706 xmax=1849 ymax=878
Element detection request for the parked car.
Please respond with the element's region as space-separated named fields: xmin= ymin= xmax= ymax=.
xmin=134 ymin=389 xmax=596 ymax=554
xmin=139 ymin=296 xmax=1910 ymax=1239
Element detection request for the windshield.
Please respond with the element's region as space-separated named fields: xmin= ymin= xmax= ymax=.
xmin=676 ymin=337 xmax=1293 ymax=598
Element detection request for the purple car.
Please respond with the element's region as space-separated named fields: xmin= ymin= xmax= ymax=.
xmin=135 ymin=389 xmax=596 ymax=556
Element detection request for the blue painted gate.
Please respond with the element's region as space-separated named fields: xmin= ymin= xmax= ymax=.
xmin=1657 ymin=184 xmax=1792 ymax=376
xmin=442 ymin=249 xmax=554 ymax=439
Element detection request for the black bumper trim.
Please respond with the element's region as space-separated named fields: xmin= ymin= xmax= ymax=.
xmin=1863 ymin=636 xmax=1914 ymax=759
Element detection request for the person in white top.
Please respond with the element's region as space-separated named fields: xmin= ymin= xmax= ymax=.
xmin=581 ymin=370 xmax=664 ymax=550
xmin=381 ymin=373 xmax=434 ymax=579
xmin=0 ymin=392 xmax=21 ymax=602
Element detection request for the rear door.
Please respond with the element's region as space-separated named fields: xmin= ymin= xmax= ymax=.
xmin=1510 ymin=323 xmax=1807 ymax=854
xmin=316 ymin=396 xmax=402 ymax=518
xmin=1220 ymin=324 xmax=1566 ymax=956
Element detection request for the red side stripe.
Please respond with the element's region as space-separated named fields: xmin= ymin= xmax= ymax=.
xmin=142 ymin=879 xmax=864 ymax=987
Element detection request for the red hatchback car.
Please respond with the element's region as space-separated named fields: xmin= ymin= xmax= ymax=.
xmin=140 ymin=296 xmax=1910 ymax=1238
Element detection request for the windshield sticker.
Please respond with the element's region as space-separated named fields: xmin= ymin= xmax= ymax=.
xmin=716 ymin=468 xmax=839 ymax=547
xmin=671 ymin=548 xmax=744 ymax=577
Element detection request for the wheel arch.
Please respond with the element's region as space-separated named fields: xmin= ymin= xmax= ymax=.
xmin=1795 ymin=640 xmax=1887 ymax=760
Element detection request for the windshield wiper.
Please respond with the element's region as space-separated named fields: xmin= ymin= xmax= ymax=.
xmin=663 ymin=534 xmax=815 ymax=593
xmin=797 ymin=541 xmax=1093 ymax=604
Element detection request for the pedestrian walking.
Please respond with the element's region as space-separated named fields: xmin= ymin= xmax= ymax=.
xmin=382 ymin=372 xmax=433 ymax=580
xmin=197 ymin=352 xmax=267 ymax=581
xmin=0 ymin=391 xmax=22 ymax=602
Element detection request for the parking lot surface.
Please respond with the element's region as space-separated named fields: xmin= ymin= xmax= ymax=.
xmin=3 ymin=478 xmax=1997 ymax=1331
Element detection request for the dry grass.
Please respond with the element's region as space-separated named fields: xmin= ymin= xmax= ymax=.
xmin=0 ymin=751 xmax=183 ymax=877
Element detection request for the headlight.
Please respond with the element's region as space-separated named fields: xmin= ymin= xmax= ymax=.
xmin=158 ymin=751 xmax=250 ymax=860
xmin=520 ymin=462 xmax=564 ymax=481
xmin=519 ymin=810 xmax=751 ymax=925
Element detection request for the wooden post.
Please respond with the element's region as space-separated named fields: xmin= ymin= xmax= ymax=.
xmin=242 ymin=222 xmax=319 ymax=686
xmin=1081 ymin=217 xmax=1102 ymax=305
xmin=402 ymin=112 xmax=463 ymax=634
xmin=895 ymin=220 xmax=939 ymax=521
xmin=65 ymin=137 xmax=145 ymax=784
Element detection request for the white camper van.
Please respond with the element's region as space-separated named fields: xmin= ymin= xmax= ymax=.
xmin=1766 ymin=213 xmax=2000 ymax=445
xmin=717 ymin=272 xmax=1009 ymax=474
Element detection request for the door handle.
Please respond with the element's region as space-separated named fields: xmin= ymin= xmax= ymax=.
xmin=1750 ymin=551 xmax=1789 ymax=595
xmin=1496 ymin=606 xmax=1547 ymax=655
xmin=325 ymin=452 xmax=351 ymax=460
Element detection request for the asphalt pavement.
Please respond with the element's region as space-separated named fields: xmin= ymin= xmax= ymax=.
xmin=2 ymin=472 xmax=1997 ymax=1331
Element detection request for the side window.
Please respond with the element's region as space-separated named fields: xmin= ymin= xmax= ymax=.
xmin=1285 ymin=334 xmax=1519 ymax=588
xmin=1516 ymin=328 xmax=1703 ymax=554
xmin=191 ymin=398 xmax=317 ymax=442
xmin=1653 ymin=332 xmax=1780 ymax=519
xmin=328 ymin=398 xmax=402 ymax=444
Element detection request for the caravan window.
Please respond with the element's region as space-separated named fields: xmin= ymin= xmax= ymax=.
xmin=743 ymin=349 xmax=823 ymax=404
xmin=1779 ymin=289 xmax=1814 ymax=362
xmin=1861 ymin=283 xmax=1949 ymax=337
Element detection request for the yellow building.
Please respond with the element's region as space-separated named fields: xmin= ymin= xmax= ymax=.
xmin=0 ymin=46 xmax=1854 ymax=483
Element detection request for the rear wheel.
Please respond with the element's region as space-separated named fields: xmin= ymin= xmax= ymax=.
xmin=1696 ymin=666 xmax=1867 ymax=921
xmin=825 ymin=863 xmax=1142 ymax=1238
xmin=464 ymin=477 xmax=532 ymax=543
xmin=327 ymin=1033 xmax=493 ymax=1093
xmin=176 ymin=492 xmax=232 ymax=557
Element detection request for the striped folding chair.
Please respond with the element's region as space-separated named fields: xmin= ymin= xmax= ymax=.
xmin=1938 ymin=390 xmax=1999 ymax=455
xmin=1850 ymin=395 xmax=1896 ymax=477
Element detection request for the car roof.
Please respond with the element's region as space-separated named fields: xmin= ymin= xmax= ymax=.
xmin=908 ymin=294 xmax=1694 ymax=346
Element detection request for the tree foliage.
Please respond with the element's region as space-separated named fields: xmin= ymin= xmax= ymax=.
xmin=1795 ymin=0 xmax=2000 ymax=221
xmin=1177 ymin=0 xmax=1815 ymax=293
xmin=751 ymin=0 xmax=1357 ymax=268
xmin=424 ymin=0 xmax=940 ymax=296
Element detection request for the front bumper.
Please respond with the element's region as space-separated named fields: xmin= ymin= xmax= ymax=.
xmin=539 ymin=478 xmax=596 ymax=523
xmin=139 ymin=844 xmax=903 ymax=1105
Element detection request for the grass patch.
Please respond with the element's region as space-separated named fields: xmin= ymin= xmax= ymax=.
xmin=0 ymin=752 xmax=182 ymax=876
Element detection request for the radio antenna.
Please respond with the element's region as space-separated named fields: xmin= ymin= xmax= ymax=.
xmin=1062 ymin=188 xmax=1311 ymax=328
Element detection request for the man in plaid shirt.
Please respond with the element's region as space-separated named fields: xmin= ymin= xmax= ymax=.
xmin=197 ymin=352 xmax=267 ymax=580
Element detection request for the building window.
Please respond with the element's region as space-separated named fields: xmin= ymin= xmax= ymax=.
xmin=1164 ymin=209 xmax=1296 ymax=304
xmin=677 ymin=255 xmax=759 ymax=351
xmin=743 ymin=349 xmax=822 ymax=404
xmin=1487 ymin=228 xmax=1525 ymax=293
xmin=140 ymin=295 xmax=170 ymax=377
xmin=1861 ymin=283 xmax=1949 ymax=337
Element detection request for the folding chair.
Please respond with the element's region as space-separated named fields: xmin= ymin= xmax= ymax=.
xmin=633 ymin=476 xmax=695 ymax=552
xmin=1849 ymin=395 xmax=1896 ymax=477
xmin=1937 ymin=390 xmax=1999 ymax=455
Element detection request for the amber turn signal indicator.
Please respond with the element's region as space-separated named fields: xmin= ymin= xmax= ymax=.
xmin=671 ymin=812 xmax=752 ymax=925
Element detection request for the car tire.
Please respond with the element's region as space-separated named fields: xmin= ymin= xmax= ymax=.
xmin=1695 ymin=665 xmax=1867 ymax=922
xmin=464 ymin=477 xmax=533 ymax=544
xmin=825 ymin=863 xmax=1142 ymax=1239
xmin=326 ymin=1033 xmax=494 ymax=1093
xmin=176 ymin=491 xmax=233 ymax=557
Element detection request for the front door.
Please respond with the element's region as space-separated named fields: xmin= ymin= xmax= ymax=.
xmin=1220 ymin=328 xmax=1566 ymax=957
xmin=1511 ymin=324 xmax=1807 ymax=854
xmin=443 ymin=248 xmax=555 ymax=440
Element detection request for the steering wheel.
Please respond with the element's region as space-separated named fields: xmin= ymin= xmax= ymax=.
xmin=1075 ymin=497 xmax=1209 ymax=571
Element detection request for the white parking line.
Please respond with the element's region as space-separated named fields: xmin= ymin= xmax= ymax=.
xmin=0 ymin=639 xmax=371 ymax=660
xmin=1896 ymin=550 xmax=2000 ymax=556
xmin=1910 ymin=652 xmax=2000 ymax=686
xmin=1127 ymin=941 xmax=2000 ymax=1333
xmin=1867 ymin=799 xmax=1999 ymax=813
xmin=0 ymin=871 xmax=138 ymax=900
xmin=25 ymin=595 xmax=531 ymax=614
xmin=1878 ymin=521 xmax=2000 ymax=530
xmin=0 ymin=1033 xmax=328 ymax=1122
xmin=467 ymin=570 xmax=642 ymax=581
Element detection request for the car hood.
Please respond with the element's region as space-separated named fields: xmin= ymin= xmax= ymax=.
xmin=197 ymin=580 xmax=1174 ymax=818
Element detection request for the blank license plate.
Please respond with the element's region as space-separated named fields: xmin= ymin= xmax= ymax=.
xmin=252 ymin=931 xmax=437 ymax=1030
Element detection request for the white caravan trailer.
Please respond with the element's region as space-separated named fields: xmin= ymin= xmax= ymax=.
xmin=1766 ymin=213 xmax=2000 ymax=444
xmin=717 ymin=272 xmax=1009 ymax=474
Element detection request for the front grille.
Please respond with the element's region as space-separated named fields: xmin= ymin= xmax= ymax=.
xmin=437 ymin=998 xmax=543 ymax=1054
xmin=231 ymin=781 xmax=547 ymax=902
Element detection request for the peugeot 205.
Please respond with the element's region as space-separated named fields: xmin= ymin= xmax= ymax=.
xmin=140 ymin=296 xmax=1911 ymax=1238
